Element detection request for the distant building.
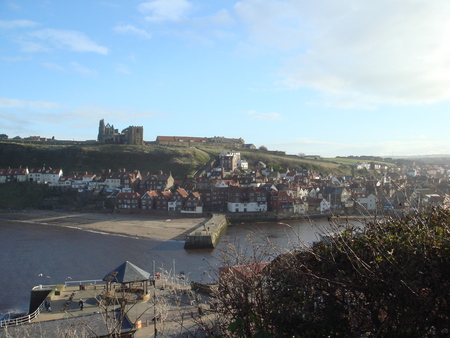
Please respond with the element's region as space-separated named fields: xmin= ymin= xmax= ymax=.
xmin=219 ymin=151 xmax=240 ymax=172
xmin=208 ymin=136 xmax=245 ymax=148
xmin=155 ymin=135 xmax=246 ymax=148
xmin=97 ymin=119 xmax=143 ymax=145
xmin=155 ymin=136 xmax=207 ymax=146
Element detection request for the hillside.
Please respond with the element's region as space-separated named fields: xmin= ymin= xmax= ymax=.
xmin=0 ymin=141 xmax=359 ymax=178
xmin=0 ymin=142 xmax=209 ymax=178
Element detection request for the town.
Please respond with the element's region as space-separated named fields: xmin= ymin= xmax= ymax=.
xmin=1 ymin=119 xmax=449 ymax=218
xmin=1 ymin=149 xmax=449 ymax=218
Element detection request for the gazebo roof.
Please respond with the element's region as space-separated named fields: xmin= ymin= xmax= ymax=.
xmin=103 ymin=261 xmax=151 ymax=284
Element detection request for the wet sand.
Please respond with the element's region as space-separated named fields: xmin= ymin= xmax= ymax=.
xmin=1 ymin=210 xmax=207 ymax=241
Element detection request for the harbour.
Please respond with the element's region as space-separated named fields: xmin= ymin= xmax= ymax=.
xmin=0 ymin=212 xmax=346 ymax=330
xmin=1 ymin=273 xmax=205 ymax=337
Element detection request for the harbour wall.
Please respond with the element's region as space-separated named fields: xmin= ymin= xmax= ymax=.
xmin=184 ymin=214 xmax=228 ymax=249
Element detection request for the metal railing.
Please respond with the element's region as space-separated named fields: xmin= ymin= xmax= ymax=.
xmin=64 ymin=279 xmax=105 ymax=287
xmin=0 ymin=300 xmax=46 ymax=328
xmin=0 ymin=280 xmax=104 ymax=328
xmin=0 ymin=275 xmax=187 ymax=328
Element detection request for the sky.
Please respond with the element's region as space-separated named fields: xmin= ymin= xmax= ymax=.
xmin=1 ymin=0 xmax=450 ymax=158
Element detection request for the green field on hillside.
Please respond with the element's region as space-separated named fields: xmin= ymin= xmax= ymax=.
xmin=318 ymin=157 xmax=395 ymax=166
xmin=0 ymin=141 xmax=365 ymax=178
xmin=0 ymin=142 xmax=210 ymax=178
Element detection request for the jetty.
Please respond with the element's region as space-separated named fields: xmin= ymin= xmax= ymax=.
xmin=184 ymin=214 xmax=228 ymax=249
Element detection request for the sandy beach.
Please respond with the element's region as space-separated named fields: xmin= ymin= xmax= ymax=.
xmin=0 ymin=210 xmax=208 ymax=241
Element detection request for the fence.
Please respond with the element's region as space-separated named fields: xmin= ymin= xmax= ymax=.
xmin=0 ymin=280 xmax=104 ymax=328
xmin=0 ymin=299 xmax=46 ymax=328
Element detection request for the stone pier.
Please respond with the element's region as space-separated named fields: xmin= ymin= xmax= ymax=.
xmin=184 ymin=214 xmax=227 ymax=249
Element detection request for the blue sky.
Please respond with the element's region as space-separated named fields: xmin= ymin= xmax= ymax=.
xmin=1 ymin=0 xmax=450 ymax=157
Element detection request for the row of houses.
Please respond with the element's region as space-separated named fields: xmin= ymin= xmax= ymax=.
xmin=116 ymin=189 xmax=203 ymax=214
xmin=2 ymin=159 xmax=449 ymax=215
xmin=57 ymin=170 xmax=173 ymax=193
xmin=113 ymin=185 xmax=332 ymax=215
xmin=0 ymin=165 xmax=331 ymax=215
xmin=0 ymin=167 xmax=62 ymax=184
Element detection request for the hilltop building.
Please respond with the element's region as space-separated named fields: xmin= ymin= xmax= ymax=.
xmin=97 ymin=119 xmax=143 ymax=145
xmin=155 ymin=135 xmax=245 ymax=148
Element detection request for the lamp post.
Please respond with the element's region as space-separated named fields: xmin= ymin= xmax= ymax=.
xmin=153 ymin=260 xmax=157 ymax=337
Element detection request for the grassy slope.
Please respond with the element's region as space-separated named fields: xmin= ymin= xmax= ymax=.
xmin=0 ymin=141 xmax=356 ymax=178
xmin=194 ymin=145 xmax=353 ymax=176
xmin=315 ymin=157 xmax=395 ymax=166
xmin=237 ymin=150 xmax=351 ymax=176
xmin=0 ymin=142 xmax=210 ymax=178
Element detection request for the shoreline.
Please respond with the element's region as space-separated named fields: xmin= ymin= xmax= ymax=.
xmin=0 ymin=210 xmax=208 ymax=241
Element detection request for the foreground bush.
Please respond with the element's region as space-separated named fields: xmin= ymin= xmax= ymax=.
xmin=214 ymin=208 xmax=450 ymax=337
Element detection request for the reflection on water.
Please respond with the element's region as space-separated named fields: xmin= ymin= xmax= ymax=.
xmin=0 ymin=216 xmax=358 ymax=315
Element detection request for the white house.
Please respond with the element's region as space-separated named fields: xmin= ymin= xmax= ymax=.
xmin=320 ymin=199 xmax=331 ymax=213
xmin=0 ymin=168 xmax=29 ymax=183
xmin=355 ymin=193 xmax=377 ymax=211
xmin=42 ymin=168 xmax=63 ymax=184
xmin=104 ymin=172 xmax=122 ymax=189
xmin=237 ymin=159 xmax=249 ymax=170
xmin=28 ymin=167 xmax=44 ymax=183
xmin=227 ymin=201 xmax=267 ymax=213
xmin=406 ymin=169 xmax=417 ymax=177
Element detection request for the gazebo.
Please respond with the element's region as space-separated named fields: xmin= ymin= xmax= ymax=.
xmin=103 ymin=261 xmax=151 ymax=296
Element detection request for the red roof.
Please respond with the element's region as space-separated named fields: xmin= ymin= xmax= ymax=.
xmin=116 ymin=192 xmax=141 ymax=199
xmin=219 ymin=262 xmax=270 ymax=279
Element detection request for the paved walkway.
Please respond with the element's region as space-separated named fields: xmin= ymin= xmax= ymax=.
xmin=31 ymin=279 xmax=213 ymax=337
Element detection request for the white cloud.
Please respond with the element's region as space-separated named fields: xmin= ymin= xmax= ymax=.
xmin=235 ymin=0 xmax=450 ymax=107
xmin=42 ymin=62 xmax=66 ymax=72
xmin=28 ymin=29 xmax=109 ymax=54
xmin=70 ymin=62 xmax=98 ymax=77
xmin=1 ymin=55 xmax=31 ymax=62
xmin=17 ymin=40 xmax=49 ymax=53
xmin=113 ymin=24 xmax=152 ymax=39
xmin=115 ymin=63 xmax=131 ymax=75
xmin=0 ymin=19 xmax=39 ymax=29
xmin=245 ymin=110 xmax=283 ymax=121
xmin=190 ymin=9 xmax=235 ymax=27
xmin=139 ymin=0 xmax=192 ymax=22
xmin=235 ymin=0 xmax=305 ymax=50
xmin=206 ymin=9 xmax=235 ymax=26
xmin=0 ymin=97 xmax=59 ymax=109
